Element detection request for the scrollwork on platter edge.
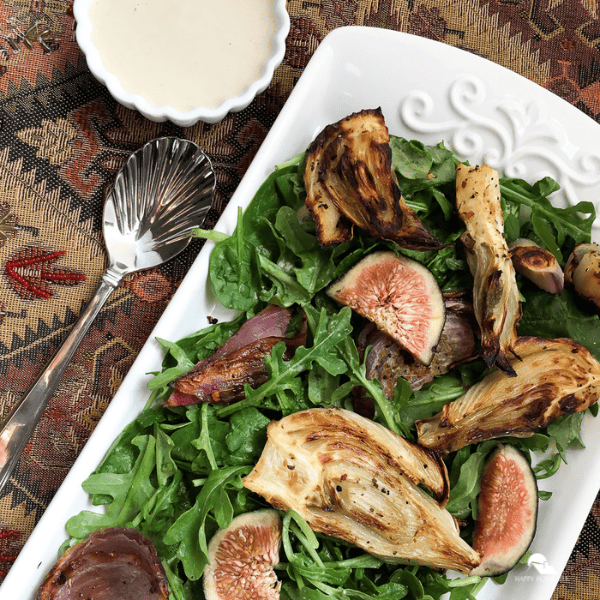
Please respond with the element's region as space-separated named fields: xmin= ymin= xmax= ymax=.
xmin=400 ymin=74 xmax=600 ymax=210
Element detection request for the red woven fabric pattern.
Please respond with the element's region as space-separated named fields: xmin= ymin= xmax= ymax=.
xmin=0 ymin=0 xmax=598 ymax=596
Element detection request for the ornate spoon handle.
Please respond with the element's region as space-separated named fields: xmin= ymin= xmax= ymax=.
xmin=0 ymin=270 xmax=122 ymax=493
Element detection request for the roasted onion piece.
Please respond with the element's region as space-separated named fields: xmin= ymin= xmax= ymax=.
xmin=37 ymin=527 xmax=169 ymax=600
xmin=416 ymin=337 xmax=600 ymax=454
xmin=456 ymin=163 xmax=521 ymax=376
xmin=565 ymin=242 xmax=600 ymax=311
xmin=509 ymin=239 xmax=564 ymax=295
xmin=243 ymin=408 xmax=481 ymax=574
xmin=304 ymin=108 xmax=442 ymax=250
xmin=168 ymin=305 xmax=306 ymax=406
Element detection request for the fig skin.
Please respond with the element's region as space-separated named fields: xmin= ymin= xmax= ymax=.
xmin=203 ymin=509 xmax=282 ymax=600
xmin=471 ymin=444 xmax=538 ymax=577
xmin=327 ymin=251 xmax=446 ymax=366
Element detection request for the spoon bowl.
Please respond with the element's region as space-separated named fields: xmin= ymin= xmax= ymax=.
xmin=0 ymin=137 xmax=216 ymax=493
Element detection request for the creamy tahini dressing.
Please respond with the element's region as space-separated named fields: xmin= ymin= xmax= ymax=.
xmin=89 ymin=0 xmax=278 ymax=110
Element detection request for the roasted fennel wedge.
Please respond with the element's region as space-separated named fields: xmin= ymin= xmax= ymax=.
xmin=456 ymin=163 xmax=521 ymax=376
xmin=243 ymin=407 xmax=481 ymax=574
xmin=416 ymin=336 xmax=600 ymax=453
xmin=304 ymin=108 xmax=443 ymax=250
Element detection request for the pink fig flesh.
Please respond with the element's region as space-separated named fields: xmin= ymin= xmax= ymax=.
xmin=327 ymin=251 xmax=445 ymax=365
xmin=204 ymin=509 xmax=282 ymax=600
xmin=471 ymin=445 xmax=538 ymax=577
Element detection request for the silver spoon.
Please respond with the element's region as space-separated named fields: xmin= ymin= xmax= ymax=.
xmin=0 ymin=136 xmax=216 ymax=493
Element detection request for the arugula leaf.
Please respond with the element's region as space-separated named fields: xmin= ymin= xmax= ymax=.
xmin=390 ymin=138 xmax=434 ymax=179
xmin=335 ymin=336 xmax=400 ymax=434
xmin=215 ymin=307 xmax=353 ymax=418
xmin=225 ymin=407 xmax=271 ymax=465
xmin=547 ymin=412 xmax=586 ymax=462
xmin=164 ymin=465 xmax=250 ymax=580
xmin=66 ymin=434 xmax=160 ymax=537
xmin=395 ymin=373 xmax=465 ymax=436
xmin=500 ymin=177 xmax=595 ymax=260
xmin=446 ymin=441 xmax=498 ymax=519
xmin=275 ymin=206 xmax=337 ymax=295
xmin=257 ymin=253 xmax=314 ymax=306
xmin=391 ymin=138 xmax=459 ymax=198
xmin=207 ymin=207 xmax=263 ymax=311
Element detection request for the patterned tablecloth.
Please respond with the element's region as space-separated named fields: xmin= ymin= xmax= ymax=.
xmin=0 ymin=0 xmax=598 ymax=597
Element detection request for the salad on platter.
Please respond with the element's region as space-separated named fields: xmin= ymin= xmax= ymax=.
xmin=37 ymin=108 xmax=600 ymax=600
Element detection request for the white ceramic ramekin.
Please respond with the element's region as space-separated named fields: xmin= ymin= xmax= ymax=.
xmin=73 ymin=0 xmax=290 ymax=126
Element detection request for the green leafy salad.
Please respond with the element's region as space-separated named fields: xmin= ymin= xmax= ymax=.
xmin=62 ymin=136 xmax=599 ymax=600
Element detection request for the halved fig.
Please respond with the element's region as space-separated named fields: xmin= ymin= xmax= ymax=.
xmin=37 ymin=527 xmax=169 ymax=600
xmin=565 ymin=242 xmax=600 ymax=311
xmin=304 ymin=108 xmax=443 ymax=250
xmin=471 ymin=444 xmax=538 ymax=577
xmin=204 ymin=509 xmax=282 ymax=600
xmin=327 ymin=251 xmax=445 ymax=365
xmin=509 ymin=239 xmax=564 ymax=295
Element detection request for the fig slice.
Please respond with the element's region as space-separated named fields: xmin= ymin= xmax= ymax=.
xmin=471 ymin=444 xmax=538 ymax=577
xmin=327 ymin=251 xmax=445 ymax=365
xmin=204 ymin=509 xmax=282 ymax=600
xmin=359 ymin=291 xmax=478 ymax=394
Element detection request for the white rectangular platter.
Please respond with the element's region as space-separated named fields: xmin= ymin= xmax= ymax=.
xmin=4 ymin=26 xmax=600 ymax=600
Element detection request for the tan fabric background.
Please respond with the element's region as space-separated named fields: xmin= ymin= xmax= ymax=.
xmin=0 ymin=0 xmax=598 ymax=596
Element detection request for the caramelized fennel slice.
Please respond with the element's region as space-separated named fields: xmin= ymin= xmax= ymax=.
xmin=416 ymin=337 xmax=600 ymax=454
xmin=456 ymin=163 xmax=521 ymax=376
xmin=304 ymin=108 xmax=443 ymax=250
xmin=243 ymin=408 xmax=481 ymax=573
xmin=303 ymin=120 xmax=354 ymax=246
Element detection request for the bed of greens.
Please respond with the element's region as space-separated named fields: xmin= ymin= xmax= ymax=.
xmin=61 ymin=137 xmax=599 ymax=600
